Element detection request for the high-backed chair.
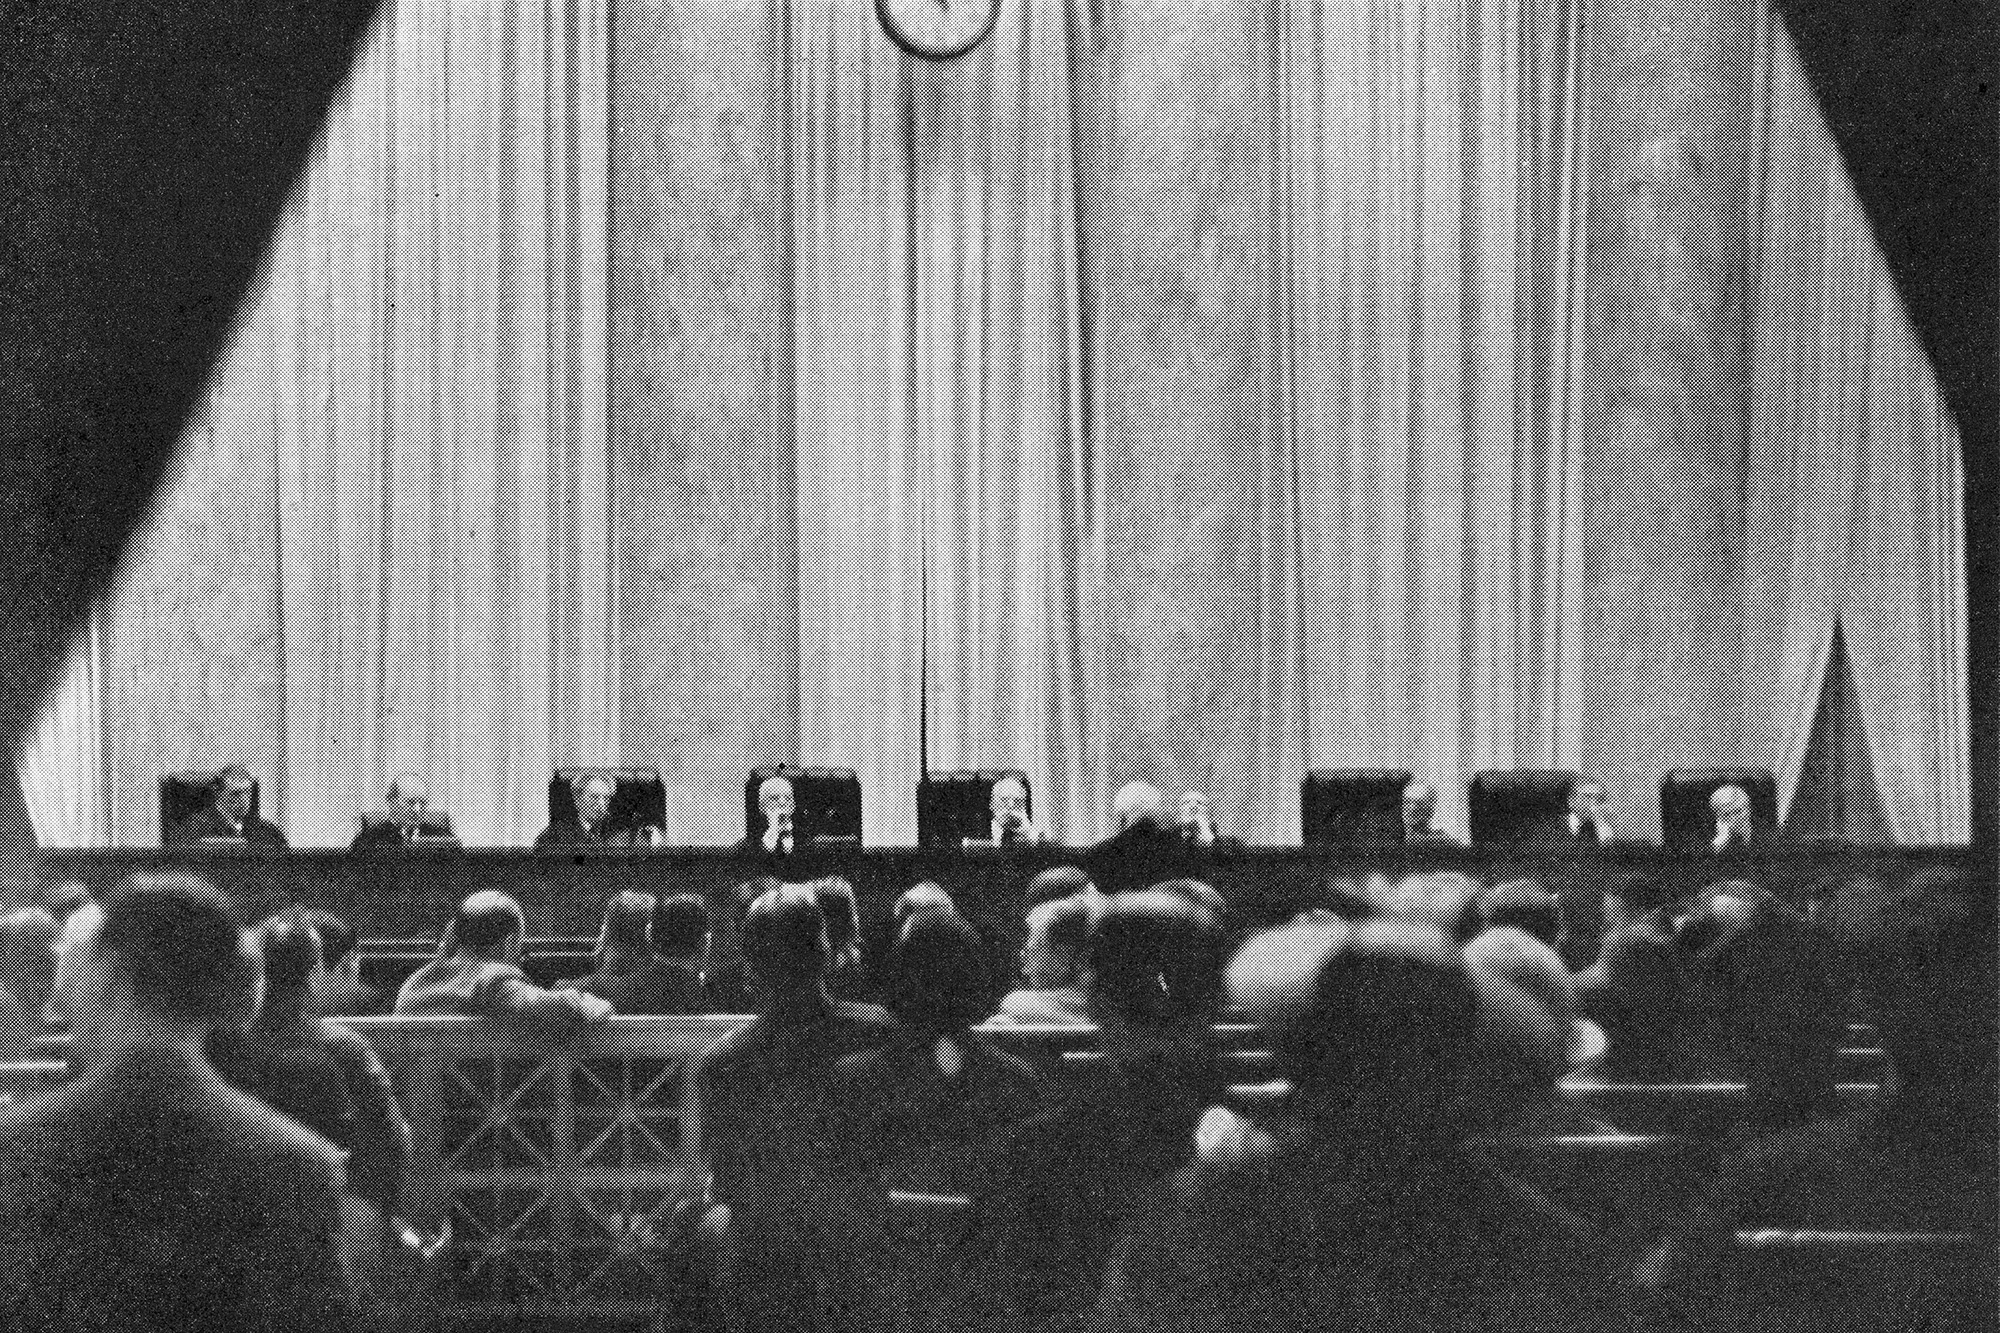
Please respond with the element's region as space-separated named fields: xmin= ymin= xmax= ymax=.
xmin=159 ymin=770 xmax=259 ymax=845
xmin=918 ymin=770 xmax=1031 ymax=847
xmin=1300 ymin=769 xmax=1411 ymax=846
xmin=547 ymin=768 xmax=667 ymax=839
xmin=743 ymin=765 xmax=862 ymax=846
xmin=1660 ymin=768 xmax=1780 ymax=851
xmin=1469 ymin=770 xmax=1581 ymax=846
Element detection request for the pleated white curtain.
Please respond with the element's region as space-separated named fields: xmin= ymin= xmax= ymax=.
xmin=910 ymin=0 xmax=1099 ymax=839
xmin=1270 ymin=0 xmax=1596 ymax=841
xmin=785 ymin=0 xmax=927 ymax=846
xmin=16 ymin=0 xmax=1968 ymax=849
xmin=268 ymin=0 xmax=613 ymax=849
xmin=1734 ymin=11 xmax=1968 ymax=841
xmin=16 ymin=621 xmax=108 ymax=848
xmin=20 ymin=0 xmax=613 ymax=847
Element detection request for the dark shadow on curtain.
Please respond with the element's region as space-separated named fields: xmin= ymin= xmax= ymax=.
xmin=0 ymin=0 xmax=381 ymax=879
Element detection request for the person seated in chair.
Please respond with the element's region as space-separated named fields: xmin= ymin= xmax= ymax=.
xmin=558 ymin=890 xmax=711 ymax=1016
xmin=1636 ymin=867 xmax=1997 ymax=1331
xmin=988 ymin=892 xmax=1094 ymax=1027
xmin=350 ymin=774 xmax=455 ymax=849
xmin=984 ymin=775 xmax=1049 ymax=847
xmin=1559 ymin=777 xmax=1616 ymax=846
xmin=739 ymin=774 xmax=815 ymax=861
xmin=0 ymin=875 xmax=353 ymax=1330
xmin=210 ymin=911 xmax=411 ymax=1213
xmin=536 ymin=771 xmax=664 ymax=848
xmin=170 ymin=765 xmax=288 ymax=849
xmin=989 ymin=889 xmax=1226 ymax=1333
xmin=1086 ymin=782 xmax=1188 ymax=895
xmin=697 ymin=884 xmax=894 ymax=1333
xmin=394 ymin=891 xmax=611 ymax=1034
xmin=1706 ymin=784 xmax=1775 ymax=854
xmin=300 ymin=909 xmax=382 ymax=1019
xmin=1401 ymin=779 xmax=1461 ymax=847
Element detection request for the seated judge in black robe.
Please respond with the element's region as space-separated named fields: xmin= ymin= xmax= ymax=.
xmin=169 ymin=765 xmax=288 ymax=849
xmin=734 ymin=773 xmax=818 ymax=865
xmin=350 ymin=774 xmax=455 ymax=849
xmin=533 ymin=772 xmax=635 ymax=848
xmin=1087 ymin=782 xmax=1193 ymax=896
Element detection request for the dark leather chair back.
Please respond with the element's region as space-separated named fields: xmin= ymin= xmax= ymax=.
xmin=1469 ymin=770 xmax=1581 ymax=846
xmin=1301 ymin=769 xmax=1411 ymax=846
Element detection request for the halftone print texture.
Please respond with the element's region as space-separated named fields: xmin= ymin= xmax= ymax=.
xmin=4 ymin=0 xmax=1979 ymax=1325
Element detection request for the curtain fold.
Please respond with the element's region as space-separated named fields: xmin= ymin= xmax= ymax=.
xmin=32 ymin=0 xmax=612 ymax=848
xmin=19 ymin=0 xmax=1969 ymax=850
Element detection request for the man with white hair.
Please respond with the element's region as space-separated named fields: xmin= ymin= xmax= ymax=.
xmin=756 ymin=775 xmax=802 ymax=854
xmin=1706 ymin=784 xmax=1765 ymax=853
xmin=535 ymin=772 xmax=627 ymax=848
xmin=1086 ymin=780 xmax=1186 ymax=895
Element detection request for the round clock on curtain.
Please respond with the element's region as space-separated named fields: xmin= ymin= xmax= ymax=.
xmin=877 ymin=0 xmax=1000 ymax=59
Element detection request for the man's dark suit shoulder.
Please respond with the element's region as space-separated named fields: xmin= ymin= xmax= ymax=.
xmin=0 ymin=1062 xmax=352 ymax=1331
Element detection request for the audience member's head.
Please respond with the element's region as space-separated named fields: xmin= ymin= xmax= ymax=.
xmin=814 ymin=877 xmax=863 ymax=968
xmin=739 ymin=884 xmax=829 ymax=1001
xmin=213 ymin=764 xmax=257 ymax=825
xmin=297 ymin=908 xmax=361 ymax=978
xmin=1111 ymin=781 xmax=1167 ymax=832
xmin=570 ymin=772 xmax=616 ymax=828
xmin=252 ymin=910 xmax=325 ymax=1026
xmin=1478 ymin=879 xmax=1565 ymax=953
xmin=0 ymin=907 xmax=60 ymax=1026
xmin=1083 ymin=888 xmax=1224 ymax=1031
xmin=1024 ymin=865 xmax=1094 ymax=915
xmin=47 ymin=899 xmax=107 ymax=1028
xmin=1462 ymin=925 xmax=1583 ymax=1086
xmin=1232 ymin=915 xmax=1482 ymax=1140
xmin=451 ymin=891 xmax=527 ymax=962
xmin=893 ymin=881 xmax=958 ymax=938
xmin=70 ymin=875 xmax=255 ymax=1053
xmin=1677 ymin=878 xmax=1772 ymax=955
xmin=1315 ymin=877 xmax=1379 ymax=923
xmin=1378 ymin=870 xmax=1484 ymax=943
xmin=1020 ymin=893 xmax=1093 ymax=990
xmin=653 ymin=894 xmax=713 ymax=963
xmin=596 ymin=890 xmax=658 ymax=963
xmin=1151 ymin=877 xmax=1227 ymax=925
xmin=886 ymin=911 xmax=990 ymax=1035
